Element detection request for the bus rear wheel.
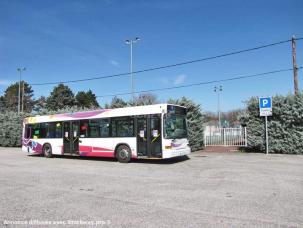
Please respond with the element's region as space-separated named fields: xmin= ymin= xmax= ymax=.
xmin=43 ymin=144 xmax=52 ymax=158
xmin=116 ymin=145 xmax=131 ymax=163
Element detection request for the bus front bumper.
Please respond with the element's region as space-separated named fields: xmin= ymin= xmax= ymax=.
xmin=162 ymin=147 xmax=191 ymax=159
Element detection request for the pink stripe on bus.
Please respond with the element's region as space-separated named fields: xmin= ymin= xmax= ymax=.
xmin=80 ymin=151 xmax=114 ymax=158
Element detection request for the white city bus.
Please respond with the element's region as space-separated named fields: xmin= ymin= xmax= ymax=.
xmin=22 ymin=104 xmax=190 ymax=162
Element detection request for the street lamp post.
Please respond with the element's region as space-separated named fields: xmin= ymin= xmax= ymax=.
xmin=125 ymin=37 xmax=140 ymax=104
xmin=214 ymin=85 xmax=223 ymax=128
xmin=17 ymin=67 xmax=26 ymax=114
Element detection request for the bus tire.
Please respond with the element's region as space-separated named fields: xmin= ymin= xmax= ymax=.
xmin=116 ymin=145 xmax=131 ymax=163
xmin=43 ymin=143 xmax=52 ymax=158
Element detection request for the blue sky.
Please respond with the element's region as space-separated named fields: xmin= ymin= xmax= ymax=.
xmin=0 ymin=0 xmax=302 ymax=111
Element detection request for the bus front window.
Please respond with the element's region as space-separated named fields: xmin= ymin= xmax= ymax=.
xmin=164 ymin=115 xmax=187 ymax=139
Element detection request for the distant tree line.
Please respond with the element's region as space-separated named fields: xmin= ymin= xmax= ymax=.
xmin=0 ymin=82 xmax=100 ymax=112
xmin=0 ymin=82 xmax=163 ymax=112
xmin=204 ymin=109 xmax=244 ymax=127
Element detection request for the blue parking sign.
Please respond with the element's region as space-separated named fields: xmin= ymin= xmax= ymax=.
xmin=259 ymin=97 xmax=272 ymax=116
xmin=259 ymin=97 xmax=271 ymax=108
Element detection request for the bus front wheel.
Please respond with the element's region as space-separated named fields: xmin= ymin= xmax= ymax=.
xmin=116 ymin=145 xmax=131 ymax=163
xmin=43 ymin=144 xmax=52 ymax=158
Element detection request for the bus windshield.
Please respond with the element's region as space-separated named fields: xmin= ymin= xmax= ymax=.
xmin=164 ymin=114 xmax=187 ymax=139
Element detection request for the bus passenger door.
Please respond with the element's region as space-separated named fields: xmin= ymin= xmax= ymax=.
xmin=63 ymin=122 xmax=71 ymax=154
xmin=63 ymin=121 xmax=80 ymax=155
xmin=136 ymin=115 xmax=162 ymax=158
xmin=136 ymin=117 xmax=148 ymax=157
xmin=150 ymin=115 xmax=162 ymax=158
xmin=71 ymin=121 xmax=80 ymax=155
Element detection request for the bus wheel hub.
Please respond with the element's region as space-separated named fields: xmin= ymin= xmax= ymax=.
xmin=120 ymin=149 xmax=128 ymax=159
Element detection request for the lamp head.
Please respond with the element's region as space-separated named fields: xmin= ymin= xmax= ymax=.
xmin=17 ymin=67 xmax=26 ymax=72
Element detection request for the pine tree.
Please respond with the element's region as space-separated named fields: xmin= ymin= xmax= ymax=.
xmin=75 ymin=90 xmax=99 ymax=108
xmin=33 ymin=96 xmax=47 ymax=113
xmin=46 ymin=84 xmax=76 ymax=110
xmin=3 ymin=81 xmax=34 ymax=112
xmin=0 ymin=96 xmax=5 ymax=112
xmin=168 ymin=97 xmax=204 ymax=151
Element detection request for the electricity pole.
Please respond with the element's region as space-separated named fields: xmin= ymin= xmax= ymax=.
xmin=214 ymin=85 xmax=223 ymax=128
xmin=292 ymin=36 xmax=298 ymax=95
xmin=125 ymin=37 xmax=140 ymax=104
xmin=17 ymin=67 xmax=26 ymax=114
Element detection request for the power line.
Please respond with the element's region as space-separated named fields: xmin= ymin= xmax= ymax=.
xmin=30 ymin=38 xmax=300 ymax=86
xmin=96 ymin=67 xmax=302 ymax=98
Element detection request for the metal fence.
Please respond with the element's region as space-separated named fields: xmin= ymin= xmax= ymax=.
xmin=204 ymin=127 xmax=247 ymax=146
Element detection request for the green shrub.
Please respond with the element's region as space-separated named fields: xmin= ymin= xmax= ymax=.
xmin=0 ymin=112 xmax=29 ymax=147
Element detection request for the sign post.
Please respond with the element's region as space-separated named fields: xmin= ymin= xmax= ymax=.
xmin=265 ymin=116 xmax=268 ymax=155
xmin=259 ymin=97 xmax=272 ymax=155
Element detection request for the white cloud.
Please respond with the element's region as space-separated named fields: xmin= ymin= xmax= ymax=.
xmin=0 ymin=80 xmax=11 ymax=86
xmin=109 ymin=60 xmax=119 ymax=67
xmin=173 ymin=74 xmax=186 ymax=85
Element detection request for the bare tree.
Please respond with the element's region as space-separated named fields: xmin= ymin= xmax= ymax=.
xmin=132 ymin=93 xmax=159 ymax=106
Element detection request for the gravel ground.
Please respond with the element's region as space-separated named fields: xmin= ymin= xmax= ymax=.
xmin=0 ymin=147 xmax=302 ymax=228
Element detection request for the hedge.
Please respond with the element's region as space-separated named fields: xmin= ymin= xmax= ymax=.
xmin=240 ymin=93 xmax=303 ymax=154
xmin=0 ymin=112 xmax=29 ymax=147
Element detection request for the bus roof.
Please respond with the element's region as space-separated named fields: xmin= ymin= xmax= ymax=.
xmin=24 ymin=103 xmax=186 ymax=124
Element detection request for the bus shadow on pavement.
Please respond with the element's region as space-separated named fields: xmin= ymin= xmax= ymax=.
xmin=132 ymin=155 xmax=190 ymax=164
xmin=52 ymin=155 xmax=117 ymax=163
xmin=32 ymin=154 xmax=190 ymax=164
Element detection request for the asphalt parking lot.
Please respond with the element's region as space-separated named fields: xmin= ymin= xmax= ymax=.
xmin=0 ymin=147 xmax=302 ymax=228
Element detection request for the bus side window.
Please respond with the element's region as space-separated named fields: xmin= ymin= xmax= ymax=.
xmin=40 ymin=123 xmax=48 ymax=138
xmin=47 ymin=123 xmax=56 ymax=138
xmin=24 ymin=124 xmax=32 ymax=138
xmin=111 ymin=119 xmax=117 ymax=137
xmin=99 ymin=119 xmax=110 ymax=137
xmin=32 ymin=124 xmax=40 ymax=139
xmin=80 ymin=120 xmax=89 ymax=137
xmin=112 ymin=117 xmax=134 ymax=137
xmin=55 ymin=122 xmax=62 ymax=138
xmin=89 ymin=119 xmax=100 ymax=137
